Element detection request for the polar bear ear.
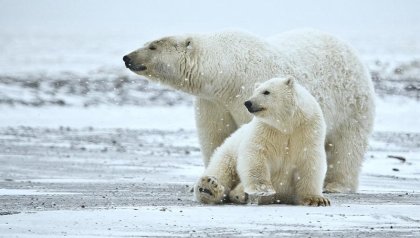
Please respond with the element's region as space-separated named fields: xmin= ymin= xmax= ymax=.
xmin=185 ymin=38 xmax=193 ymax=50
xmin=285 ymin=76 xmax=295 ymax=88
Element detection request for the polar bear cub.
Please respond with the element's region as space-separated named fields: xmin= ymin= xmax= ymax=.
xmin=194 ymin=76 xmax=330 ymax=206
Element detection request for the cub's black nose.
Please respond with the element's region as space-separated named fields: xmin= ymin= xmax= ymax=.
xmin=244 ymin=100 xmax=252 ymax=109
xmin=123 ymin=55 xmax=131 ymax=63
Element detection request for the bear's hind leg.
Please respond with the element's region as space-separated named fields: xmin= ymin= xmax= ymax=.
xmin=324 ymin=124 xmax=370 ymax=193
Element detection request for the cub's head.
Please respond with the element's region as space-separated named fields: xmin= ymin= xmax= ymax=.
xmin=244 ymin=77 xmax=297 ymax=126
xmin=123 ymin=35 xmax=197 ymax=92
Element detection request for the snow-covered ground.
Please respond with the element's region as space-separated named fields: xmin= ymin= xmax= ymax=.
xmin=1 ymin=0 xmax=420 ymax=237
xmin=0 ymin=103 xmax=419 ymax=237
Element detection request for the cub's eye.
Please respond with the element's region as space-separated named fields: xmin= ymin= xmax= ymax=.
xmin=149 ymin=45 xmax=157 ymax=50
xmin=263 ymin=90 xmax=270 ymax=95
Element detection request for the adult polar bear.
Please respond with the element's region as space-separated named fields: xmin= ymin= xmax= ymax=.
xmin=123 ymin=29 xmax=375 ymax=193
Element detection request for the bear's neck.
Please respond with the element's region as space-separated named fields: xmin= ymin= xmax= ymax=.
xmin=256 ymin=103 xmax=314 ymax=135
xmin=196 ymin=36 xmax=293 ymax=101
xmin=256 ymin=116 xmax=296 ymax=135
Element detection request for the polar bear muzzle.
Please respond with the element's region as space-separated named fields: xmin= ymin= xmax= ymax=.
xmin=122 ymin=55 xmax=147 ymax=71
xmin=244 ymin=100 xmax=265 ymax=113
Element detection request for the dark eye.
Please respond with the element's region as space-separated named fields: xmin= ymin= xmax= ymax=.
xmin=263 ymin=90 xmax=270 ymax=95
xmin=149 ymin=45 xmax=157 ymax=50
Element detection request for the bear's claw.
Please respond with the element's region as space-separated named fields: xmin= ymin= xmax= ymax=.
xmin=300 ymin=195 xmax=330 ymax=206
xmin=198 ymin=187 xmax=213 ymax=196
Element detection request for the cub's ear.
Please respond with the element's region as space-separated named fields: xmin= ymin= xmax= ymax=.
xmin=285 ymin=75 xmax=295 ymax=87
xmin=254 ymin=82 xmax=262 ymax=89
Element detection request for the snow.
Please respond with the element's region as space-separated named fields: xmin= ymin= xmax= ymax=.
xmin=1 ymin=96 xmax=418 ymax=133
xmin=0 ymin=0 xmax=420 ymax=237
xmin=1 ymin=205 xmax=419 ymax=237
xmin=0 ymin=189 xmax=76 ymax=196
xmin=1 ymin=101 xmax=419 ymax=237
xmin=374 ymin=96 xmax=420 ymax=133
xmin=0 ymin=106 xmax=195 ymax=130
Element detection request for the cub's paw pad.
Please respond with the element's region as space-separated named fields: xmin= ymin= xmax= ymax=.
xmin=300 ymin=195 xmax=331 ymax=206
xmin=194 ymin=176 xmax=225 ymax=204
xmin=324 ymin=182 xmax=352 ymax=193
xmin=245 ymin=184 xmax=276 ymax=196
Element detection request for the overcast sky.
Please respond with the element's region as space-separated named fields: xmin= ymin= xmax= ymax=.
xmin=1 ymin=0 xmax=419 ymax=73
xmin=1 ymin=0 xmax=419 ymax=37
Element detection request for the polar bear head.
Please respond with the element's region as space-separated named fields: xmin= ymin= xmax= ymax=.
xmin=123 ymin=31 xmax=275 ymax=96
xmin=123 ymin=35 xmax=196 ymax=91
xmin=244 ymin=77 xmax=298 ymax=132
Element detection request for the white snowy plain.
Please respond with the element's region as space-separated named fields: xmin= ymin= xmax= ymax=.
xmin=0 ymin=96 xmax=418 ymax=132
xmin=1 ymin=0 xmax=420 ymax=237
xmin=0 ymin=97 xmax=419 ymax=237
xmin=2 ymin=205 xmax=420 ymax=237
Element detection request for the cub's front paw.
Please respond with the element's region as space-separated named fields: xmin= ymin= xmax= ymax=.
xmin=299 ymin=195 xmax=330 ymax=206
xmin=244 ymin=183 xmax=276 ymax=196
xmin=194 ymin=176 xmax=226 ymax=204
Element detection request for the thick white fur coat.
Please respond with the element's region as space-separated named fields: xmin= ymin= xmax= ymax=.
xmin=126 ymin=29 xmax=375 ymax=193
xmin=196 ymin=78 xmax=329 ymax=205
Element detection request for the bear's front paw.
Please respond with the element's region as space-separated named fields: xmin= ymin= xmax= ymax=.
xmin=244 ymin=183 xmax=276 ymax=196
xmin=194 ymin=176 xmax=226 ymax=204
xmin=323 ymin=182 xmax=352 ymax=193
xmin=299 ymin=195 xmax=330 ymax=206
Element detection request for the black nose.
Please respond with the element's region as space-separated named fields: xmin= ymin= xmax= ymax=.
xmin=123 ymin=55 xmax=133 ymax=68
xmin=123 ymin=55 xmax=131 ymax=63
xmin=244 ymin=100 xmax=252 ymax=109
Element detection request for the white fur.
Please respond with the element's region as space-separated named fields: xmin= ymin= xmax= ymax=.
xmin=194 ymin=77 xmax=329 ymax=205
xmin=126 ymin=29 xmax=375 ymax=193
